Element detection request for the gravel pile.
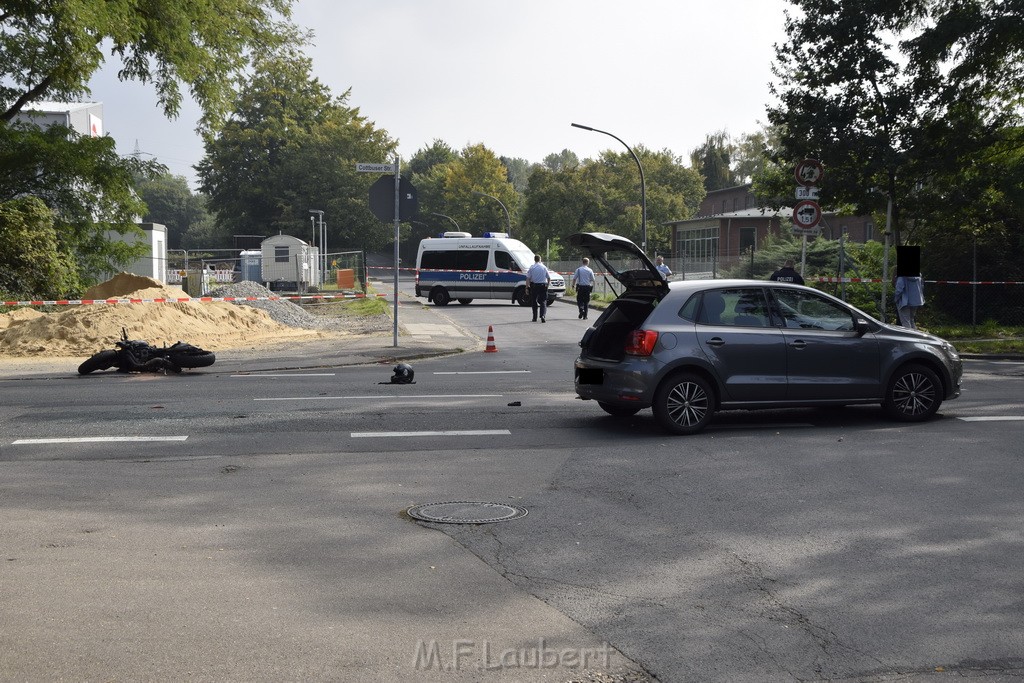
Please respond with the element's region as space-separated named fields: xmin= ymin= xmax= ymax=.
xmin=207 ymin=281 xmax=351 ymax=331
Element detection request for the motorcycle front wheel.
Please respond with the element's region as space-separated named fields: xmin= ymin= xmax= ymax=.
xmin=78 ymin=350 xmax=119 ymax=375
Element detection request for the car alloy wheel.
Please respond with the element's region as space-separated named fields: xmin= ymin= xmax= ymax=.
xmin=653 ymin=372 xmax=715 ymax=435
xmin=883 ymin=363 xmax=941 ymax=421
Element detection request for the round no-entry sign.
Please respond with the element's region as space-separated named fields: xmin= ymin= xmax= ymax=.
xmin=793 ymin=199 xmax=822 ymax=228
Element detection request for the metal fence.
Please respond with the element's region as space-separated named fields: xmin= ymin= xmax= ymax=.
xmin=160 ymin=250 xmax=367 ymax=296
xmin=549 ymin=258 xmax=1024 ymax=329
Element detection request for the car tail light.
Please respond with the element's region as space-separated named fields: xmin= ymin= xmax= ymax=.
xmin=625 ymin=329 xmax=659 ymax=356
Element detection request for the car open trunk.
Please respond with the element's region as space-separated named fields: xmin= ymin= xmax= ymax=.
xmin=579 ymin=294 xmax=659 ymax=362
xmin=569 ymin=232 xmax=667 ymax=363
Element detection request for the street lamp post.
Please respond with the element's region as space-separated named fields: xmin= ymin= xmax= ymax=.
xmin=472 ymin=191 xmax=512 ymax=237
xmin=431 ymin=212 xmax=461 ymax=231
xmin=308 ymin=209 xmax=325 ymax=286
xmin=571 ymin=122 xmax=647 ymax=254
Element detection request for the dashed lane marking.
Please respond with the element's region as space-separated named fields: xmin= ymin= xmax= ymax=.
xmin=957 ymin=416 xmax=1024 ymax=422
xmin=433 ymin=370 xmax=531 ymax=375
xmin=12 ymin=436 xmax=189 ymax=445
xmin=231 ymin=373 xmax=336 ymax=377
xmin=254 ymin=394 xmax=502 ymax=402
xmin=351 ymin=430 xmax=512 ymax=438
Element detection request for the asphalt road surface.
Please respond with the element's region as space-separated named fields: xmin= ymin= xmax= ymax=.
xmin=2 ymin=297 xmax=1023 ymax=682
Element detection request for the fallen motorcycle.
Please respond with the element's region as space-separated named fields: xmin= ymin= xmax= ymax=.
xmin=78 ymin=327 xmax=216 ymax=375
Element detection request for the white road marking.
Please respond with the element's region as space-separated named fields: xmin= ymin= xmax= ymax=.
xmin=957 ymin=416 xmax=1024 ymax=422
xmin=231 ymin=373 xmax=335 ymax=377
xmin=351 ymin=429 xmax=512 ymax=438
xmin=433 ymin=370 xmax=531 ymax=375
xmin=254 ymin=394 xmax=502 ymax=401
xmin=12 ymin=436 xmax=189 ymax=445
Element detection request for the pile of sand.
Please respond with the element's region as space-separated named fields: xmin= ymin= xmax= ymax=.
xmin=0 ymin=273 xmax=331 ymax=358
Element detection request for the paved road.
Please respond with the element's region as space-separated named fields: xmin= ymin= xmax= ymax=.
xmin=2 ymin=294 xmax=1023 ymax=682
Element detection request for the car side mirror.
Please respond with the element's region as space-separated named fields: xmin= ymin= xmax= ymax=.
xmin=854 ymin=318 xmax=870 ymax=335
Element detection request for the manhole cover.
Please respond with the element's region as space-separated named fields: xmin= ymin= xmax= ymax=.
xmin=406 ymin=501 xmax=528 ymax=524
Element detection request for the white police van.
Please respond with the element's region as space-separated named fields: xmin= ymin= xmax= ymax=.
xmin=415 ymin=232 xmax=565 ymax=306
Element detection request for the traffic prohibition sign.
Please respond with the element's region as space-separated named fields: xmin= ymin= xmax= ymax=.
xmin=795 ymin=158 xmax=824 ymax=186
xmin=793 ymin=199 xmax=822 ymax=228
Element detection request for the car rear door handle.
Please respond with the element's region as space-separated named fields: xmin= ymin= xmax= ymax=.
xmin=705 ymin=337 xmax=725 ymax=347
xmin=789 ymin=340 xmax=807 ymax=349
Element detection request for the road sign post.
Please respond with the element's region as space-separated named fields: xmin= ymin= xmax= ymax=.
xmin=793 ymin=159 xmax=825 ymax=278
xmin=360 ymin=159 xmax=417 ymax=348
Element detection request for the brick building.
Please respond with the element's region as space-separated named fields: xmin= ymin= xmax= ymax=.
xmin=665 ymin=183 xmax=876 ymax=276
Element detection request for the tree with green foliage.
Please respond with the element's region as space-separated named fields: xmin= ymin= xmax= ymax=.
xmin=768 ymin=0 xmax=1024 ymax=249
xmin=197 ymin=49 xmax=397 ymax=251
xmin=410 ymin=143 xmax=518 ymax=240
xmin=521 ymin=147 xmax=704 ymax=257
xmin=542 ymin=150 xmax=580 ymax=173
xmin=0 ymin=122 xmax=160 ymax=282
xmin=1 ymin=0 xmax=299 ymax=293
xmin=405 ymin=140 xmax=458 ymax=178
xmin=690 ymin=132 xmax=736 ymax=191
xmin=0 ymin=197 xmax=81 ymax=300
xmin=500 ymin=156 xmax=536 ymax=193
xmin=732 ymin=123 xmax=783 ymax=184
xmin=1 ymin=0 xmax=297 ymax=130
xmin=133 ymin=171 xmax=212 ymax=250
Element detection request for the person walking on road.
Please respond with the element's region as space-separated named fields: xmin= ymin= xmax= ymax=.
xmin=526 ymin=254 xmax=551 ymax=323
xmin=769 ymin=259 xmax=805 ymax=285
xmin=571 ymin=257 xmax=596 ymax=320
xmin=655 ymin=256 xmax=672 ymax=279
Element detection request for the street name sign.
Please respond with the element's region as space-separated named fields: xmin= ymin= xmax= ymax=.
xmin=357 ymin=162 xmax=397 ymax=173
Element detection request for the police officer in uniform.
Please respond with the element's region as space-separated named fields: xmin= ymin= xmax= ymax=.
xmin=769 ymin=259 xmax=805 ymax=285
xmin=526 ymin=254 xmax=550 ymax=322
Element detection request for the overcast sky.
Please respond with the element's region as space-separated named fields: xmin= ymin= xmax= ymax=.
xmin=86 ymin=0 xmax=791 ymax=189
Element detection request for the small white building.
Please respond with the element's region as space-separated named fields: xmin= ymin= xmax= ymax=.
xmin=103 ymin=222 xmax=168 ymax=283
xmin=14 ymin=101 xmax=104 ymax=137
xmin=260 ymin=234 xmax=320 ymax=290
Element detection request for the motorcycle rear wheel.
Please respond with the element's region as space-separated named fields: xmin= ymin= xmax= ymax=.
xmin=78 ymin=350 xmax=119 ymax=375
xmin=168 ymin=349 xmax=216 ymax=369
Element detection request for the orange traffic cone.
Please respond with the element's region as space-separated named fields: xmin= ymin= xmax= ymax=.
xmin=484 ymin=325 xmax=499 ymax=353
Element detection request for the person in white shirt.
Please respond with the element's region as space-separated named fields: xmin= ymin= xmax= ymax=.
xmin=571 ymin=257 xmax=596 ymax=320
xmin=655 ymin=256 xmax=672 ymax=279
xmin=526 ymin=254 xmax=551 ymax=322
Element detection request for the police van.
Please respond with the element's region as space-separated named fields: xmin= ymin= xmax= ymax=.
xmin=415 ymin=232 xmax=565 ymax=306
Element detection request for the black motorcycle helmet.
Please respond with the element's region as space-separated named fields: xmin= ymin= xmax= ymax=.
xmin=391 ymin=363 xmax=415 ymax=384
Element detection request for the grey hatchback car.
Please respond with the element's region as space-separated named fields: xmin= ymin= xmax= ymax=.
xmin=571 ymin=232 xmax=963 ymax=435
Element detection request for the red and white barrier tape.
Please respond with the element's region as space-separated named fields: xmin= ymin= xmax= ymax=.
xmin=1 ymin=293 xmax=389 ymax=307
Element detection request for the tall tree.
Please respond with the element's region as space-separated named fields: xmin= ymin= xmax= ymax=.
xmin=732 ymin=123 xmax=784 ymax=184
xmin=768 ymin=0 xmax=1024 ymax=247
xmin=500 ymin=156 xmax=535 ymax=193
xmin=690 ymin=132 xmax=736 ymax=191
xmin=133 ymin=171 xmax=211 ymax=250
xmin=0 ymin=196 xmax=81 ymax=299
xmin=197 ymin=50 xmax=397 ymax=251
xmin=1 ymin=0 xmax=296 ymax=130
xmin=542 ymin=149 xmax=580 ymax=173
xmin=1 ymin=0 xmax=298 ymax=291
xmin=0 ymin=122 xmax=160 ymax=280
xmin=521 ymin=147 xmax=704 ymax=256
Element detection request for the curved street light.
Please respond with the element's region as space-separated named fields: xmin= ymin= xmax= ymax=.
xmin=472 ymin=191 xmax=512 ymax=237
xmin=430 ymin=212 xmax=461 ymax=231
xmin=571 ymin=122 xmax=647 ymax=254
